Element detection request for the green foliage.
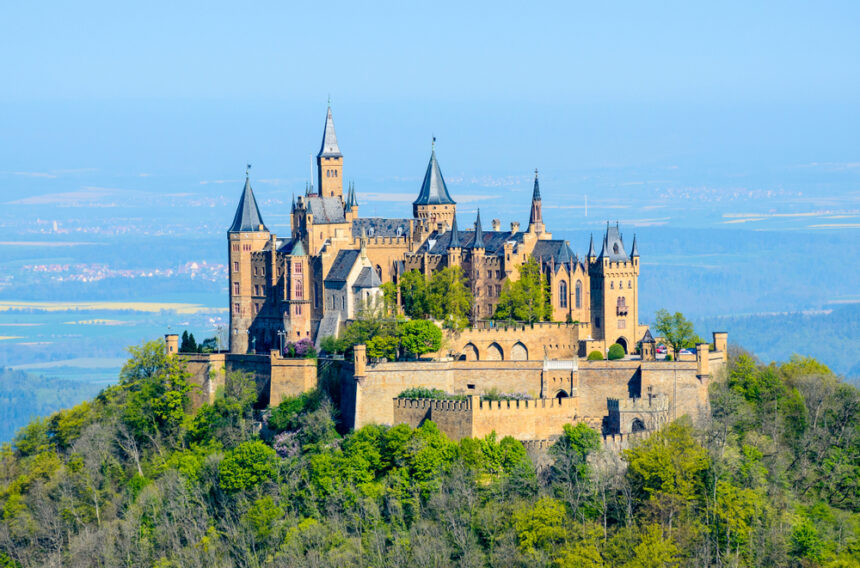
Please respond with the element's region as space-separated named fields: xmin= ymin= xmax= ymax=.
xmin=492 ymin=258 xmax=552 ymax=323
xmin=398 ymin=269 xmax=430 ymax=319
xmin=587 ymin=350 xmax=604 ymax=361
xmin=397 ymin=387 xmax=450 ymax=399
xmin=179 ymin=330 xmax=198 ymax=353
xmin=654 ymin=309 xmax=698 ymax=358
xmin=427 ymin=266 xmax=472 ymax=329
xmin=380 ymin=281 xmax=398 ymax=316
xmin=367 ymin=335 xmax=399 ymax=360
xmin=219 ymin=440 xmax=278 ymax=493
xmin=400 ymin=319 xmax=442 ymax=357
xmin=319 ymin=334 xmax=346 ymax=354
xmin=608 ymin=343 xmax=625 ymax=360
xmin=2 ymin=340 xmax=860 ymax=567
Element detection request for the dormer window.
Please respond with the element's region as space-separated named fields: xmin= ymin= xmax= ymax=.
xmin=613 ymin=243 xmax=619 ymax=255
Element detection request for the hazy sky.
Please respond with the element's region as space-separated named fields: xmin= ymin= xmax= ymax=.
xmin=2 ymin=2 xmax=860 ymax=229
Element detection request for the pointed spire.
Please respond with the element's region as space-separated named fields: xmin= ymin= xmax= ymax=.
xmin=470 ymin=209 xmax=484 ymax=249
xmin=229 ymin=172 xmax=267 ymax=232
xmin=448 ymin=215 xmax=461 ymax=249
xmin=413 ymin=141 xmax=455 ymax=206
xmin=532 ymin=168 xmax=541 ymax=201
xmin=631 ymin=234 xmax=639 ymax=257
xmin=587 ymin=234 xmax=596 ymax=258
xmin=291 ymin=192 xmax=296 ymax=214
xmin=317 ymin=104 xmax=342 ymax=158
xmin=290 ymin=239 xmax=306 ymax=257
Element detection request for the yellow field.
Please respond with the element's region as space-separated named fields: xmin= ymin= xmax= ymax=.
xmin=0 ymin=301 xmax=225 ymax=315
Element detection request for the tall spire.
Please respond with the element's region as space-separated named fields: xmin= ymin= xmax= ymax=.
xmin=229 ymin=171 xmax=267 ymax=232
xmin=587 ymin=234 xmax=596 ymax=258
xmin=631 ymin=234 xmax=639 ymax=257
xmin=317 ymin=104 xmax=342 ymax=158
xmin=528 ymin=168 xmax=545 ymax=233
xmin=413 ymin=141 xmax=455 ymax=206
xmin=532 ymin=168 xmax=541 ymax=201
xmin=448 ymin=215 xmax=461 ymax=248
xmin=470 ymin=209 xmax=484 ymax=249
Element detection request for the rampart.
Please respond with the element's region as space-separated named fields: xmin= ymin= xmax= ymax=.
xmin=440 ymin=322 xmax=581 ymax=361
xmin=393 ymin=395 xmax=578 ymax=441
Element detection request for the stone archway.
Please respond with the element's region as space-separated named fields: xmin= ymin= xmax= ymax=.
xmin=555 ymin=389 xmax=569 ymax=402
xmin=486 ymin=342 xmax=503 ymax=361
xmin=616 ymin=337 xmax=629 ymax=354
xmin=463 ymin=343 xmax=479 ymax=361
xmin=631 ymin=418 xmax=646 ymax=433
xmin=511 ymin=341 xmax=528 ymax=361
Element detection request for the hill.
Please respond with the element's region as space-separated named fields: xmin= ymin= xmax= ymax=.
xmin=0 ymin=342 xmax=858 ymax=567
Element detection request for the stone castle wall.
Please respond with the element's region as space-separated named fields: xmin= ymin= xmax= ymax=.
xmin=439 ymin=322 xmax=581 ymax=361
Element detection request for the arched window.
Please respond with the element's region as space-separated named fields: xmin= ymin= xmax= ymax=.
xmin=575 ymin=280 xmax=582 ymax=309
xmin=326 ymin=170 xmax=331 ymax=178
xmin=559 ymin=281 xmax=568 ymax=308
xmin=617 ymin=296 xmax=628 ymax=316
xmin=628 ymin=280 xmax=632 ymax=289
xmin=610 ymin=281 xmax=614 ymax=290
xmin=376 ymin=265 xmax=383 ymax=279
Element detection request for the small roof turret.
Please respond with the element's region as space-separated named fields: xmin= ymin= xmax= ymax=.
xmin=631 ymin=234 xmax=639 ymax=257
xmin=290 ymin=239 xmax=306 ymax=257
xmin=317 ymin=105 xmax=342 ymax=159
xmin=598 ymin=222 xmax=630 ymax=262
xmin=448 ymin=215 xmax=461 ymax=248
xmin=641 ymin=329 xmax=655 ymax=343
xmin=414 ymin=141 xmax=455 ymax=206
xmin=470 ymin=209 xmax=485 ymax=249
xmin=587 ymin=234 xmax=596 ymax=258
xmin=229 ymin=174 xmax=267 ymax=232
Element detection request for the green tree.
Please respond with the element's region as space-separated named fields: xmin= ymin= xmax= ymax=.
xmin=400 ymin=319 xmax=442 ymax=358
xmin=219 ymin=440 xmax=278 ymax=493
xmin=550 ymin=423 xmax=601 ymax=513
xmin=399 ymin=270 xmax=429 ymax=318
xmin=622 ymin=524 xmax=679 ymax=568
xmin=492 ymin=258 xmax=551 ymax=323
xmin=427 ymin=266 xmax=473 ymax=329
xmin=608 ymin=343 xmax=625 ymax=360
xmin=367 ymin=335 xmax=399 ymax=360
xmin=380 ymin=281 xmax=398 ymax=316
xmin=653 ymin=310 xmax=697 ymax=358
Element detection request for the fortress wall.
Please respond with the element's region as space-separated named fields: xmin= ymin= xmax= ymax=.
xmin=269 ymin=356 xmax=318 ymax=404
xmin=178 ymin=352 xmax=226 ymax=409
xmin=576 ymin=361 xmax=642 ymax=426
xmin=471 ymin=396 xmax=578 ymax=440
xmin=444 ymin=323 xmax=579 ymax=361
xmin=640 ymin=361 xmax=710 ymax=423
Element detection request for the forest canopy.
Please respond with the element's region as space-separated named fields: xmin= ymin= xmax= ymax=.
xmin=0 ymin=342 xmax=858 ymax=567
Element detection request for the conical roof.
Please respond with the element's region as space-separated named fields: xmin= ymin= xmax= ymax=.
xmin=448 ymin=215 xmax=461 ymax=248
xmin=532 ymin=169 xmax=541 ymax=201
xmin=317 ymin=106 xmax=342 ymax=158
xmin=470 ymin=209 xmax=484 ymax=249
xmin=641 ymin=329 xmax=655 ymax=343
xmin=414 ymin=147 xmax=455 ymax=206
xmin=631 ymin=234 xmax=639 ymax=257
xmin=290 ymin=239 xmax=306 ymax=257
xmin=587 ymin=234 xmax=596 ymax=257
xmin=229 ymin=177 xmax=267 ymax=232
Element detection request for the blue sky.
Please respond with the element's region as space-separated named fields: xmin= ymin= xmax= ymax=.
xmin=2 ymin=1 xmax=860 ymax=231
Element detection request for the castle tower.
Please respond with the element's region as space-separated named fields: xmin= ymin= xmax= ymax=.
xmin=344 ymin=181 xmax=359 ymax=223
xmin=228 ymin=172 xmax=271 ymax=354
xmin=446 ymin=214 xmax=462 ymax=268
xmin=317 ymin=104 xmax=343 ymax=198
xmin=413 ymin=140 xmax=456 ymax=229
xmin=469 ymin=209 xmax=486 ymax=320
xmin=527 ymin=169 xmax=546 ymax=236
xmin=588 ymin=223 xmax=640 ymax=354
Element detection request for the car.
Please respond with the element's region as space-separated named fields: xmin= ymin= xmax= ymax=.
xmin=678 ymin=348 xmax=694 ymax=355
xmin=656 ymin=345 xmax=667 ymax=354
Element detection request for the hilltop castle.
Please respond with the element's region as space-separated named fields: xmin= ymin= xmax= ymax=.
xmin=172 ymin=104 xmax=728 ymax=447
xmin=228 ymin=104 xmax=643 ymax=357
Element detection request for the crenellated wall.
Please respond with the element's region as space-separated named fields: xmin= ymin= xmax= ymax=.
xmin=441 ymin=322 xmax=580 ymax=361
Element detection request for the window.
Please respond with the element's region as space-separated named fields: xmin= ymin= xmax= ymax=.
xmin=617 ymin=296 xmax=628 ymax=316
xmin=253 ymin=266 xmax=257 ymax=276
xmin=575 ymin=280 xmax=582 ymax=309
xmin=295 ymin=262 xmax=302 ymax=274
xmin=294 ymin=280 xmax=303 ymax=299
xmin=326 ymin=170 xmax=331 ymax=178
xmin=560 ymin=281 xmax=568 ymax=308
xmin=628 ymin=280 xmax=632 ymax=289
xmin=618 ymin=319 xmax=626 ymax=329
xmin=254 ymin=303 xmax=260 ymax=315
xmin=232 ymin=244 xmax=239 ymax=252
xmin=487 ymin=270 xmax=492 ymax=278
xmin=596 ymin=317 xmax=601 ymax=328
xmin=487 ymin=285 xmax=492 ymax=297
xmin=253 ymin=285 xmax=258 ymax=295
xmin=234 ymin=303 xmax=240 ymax=314
xmin=610 ymin=281 xmax=614 ymax=289
xmin=233 ymin=282 xmax=239 ymax=295
xmin=295 ymin=305 xmax=302 ymax=315
xmin=233 ymin=261 xmax=239 ymax=272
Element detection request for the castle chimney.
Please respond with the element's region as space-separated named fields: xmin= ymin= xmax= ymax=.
xmin=492 ymin=219 xmax=501 ymax=231
xmin=511 ymin=221 xmax=520 ymax=233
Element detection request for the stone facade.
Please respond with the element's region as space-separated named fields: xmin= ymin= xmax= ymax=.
xmin=227 ymin=103 xmax=648 ymax=358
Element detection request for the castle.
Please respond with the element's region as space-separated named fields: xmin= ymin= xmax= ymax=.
xmin=173 ymin=103 xmax=728 ymax=446
xmin=228 ymin=104 xmax=642 ymax=358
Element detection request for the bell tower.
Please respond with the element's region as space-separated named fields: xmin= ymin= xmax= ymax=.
xmin=317 ymin=103 xmax=344 ymax=198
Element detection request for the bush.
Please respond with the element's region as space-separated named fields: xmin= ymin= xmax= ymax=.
xmin=607 ymin=344 xmax=625 ymax=360
xmin=397 ymin=387 xmax=464 ymax=400
xmin=665 ymin=353 xmax=673 ymax=361
xmin=319 ymin=335 xmax=345 ymax=355
xmin=587 ymin=350 xmax=604 ymax=361
xmin=284 ymin=337 xmax=316 ymax=359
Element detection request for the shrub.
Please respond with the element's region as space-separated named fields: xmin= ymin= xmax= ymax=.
xmin=665 ymin=353 xmax=673 ymax=361
xmin=284 ymin=338 xmax=316 ymax=359
xmin=482 ymin=388 xmax=532 ymax=401
xmin=607 ymin=343 xmax=625 ymax=360
xmin=587 ymin=350 xmax=604 ymax=361
xmin=319 ymin=335 xmax=345 ymax=354
xmin=397 ymin=387 xmax=465 ymax=400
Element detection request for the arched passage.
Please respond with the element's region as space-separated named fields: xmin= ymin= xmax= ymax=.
xmin=463 ymin=343 xmax=479 ymax=361
xmin=555 ymin=390 xmax=569 ymax=402
xmin=631 ymin=418 xmax=646 ymax=433
xmin=511 ymin=341 xmax=528 ymax=361
xmin=486 ymin=342 xmax=503 ymax=361
xmin=616 ymin=337 xmax=628 ymax=354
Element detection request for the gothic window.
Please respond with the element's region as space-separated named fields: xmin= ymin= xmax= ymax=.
xmin=618 ymin=319 xmax=626 ymax=329
xmin=559 ymin=281 xmax=568 ymax=308
xmin=575 ymin=280 xmax=582 ymax=309
xmin=234 ymin=303 xmax=240 ymax=314
xmin=294 ymin=280 xmax=303 ymax=299
xmin=295 ymin=262 xmax=302 ymax=273
xmin=628 ymin=280 xmax=632 ymax=288
xmin=376 ymin=265 xmax=382 ymax=279
xmin=233 ymin=261 xmax=238 ymax=272
xmin=610 ymin=281 xmax=614 ymax=290
xmin=233 ymin=282 xmax=239 ymax=295
xmin=254 ymin=303 xmax=260 ymax=315
xmin=613 ymin=243 xmax=619 ymax=255
xmin=253 ymin=266 xmax=258 ymax=276
xmin=295 ymin=305 xmax=302 ymax=315
xmin=326 ymin=170 xmax=331 ymax=178
xmin=617 ymin=296 xmax=628 ymax=317
xmin=232 ymin=244 xmax=239 ymax=252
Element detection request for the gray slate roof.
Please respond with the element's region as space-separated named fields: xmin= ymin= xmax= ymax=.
xmin=641 ymin=329 xmax=655 ymax=343
xmin=229 ymin=177 xmax=267 ymax=232
xmin=318 ymin=106 xmax=342 ymax=158
xmin=306 ymin=196 xmax=346 ymax=224
xmin=351 ymin=217 xmax=411 ymax=238
xmin=326 ymin=249 xmax=360 ymax=282
xmin=416 ymin=228 xmax=524 ymax=256
xmin=413 ymin=149 xmax=455 ymax=206
xmin=599 ymin=224 xmax=630 ymax=262
xmin=448 ymin=215 xmax=461 ymax=248
xmin=353 ymin=266 xmax=382 ymax=288
xmin=532 ymin=240 xmax=577 ymax=266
